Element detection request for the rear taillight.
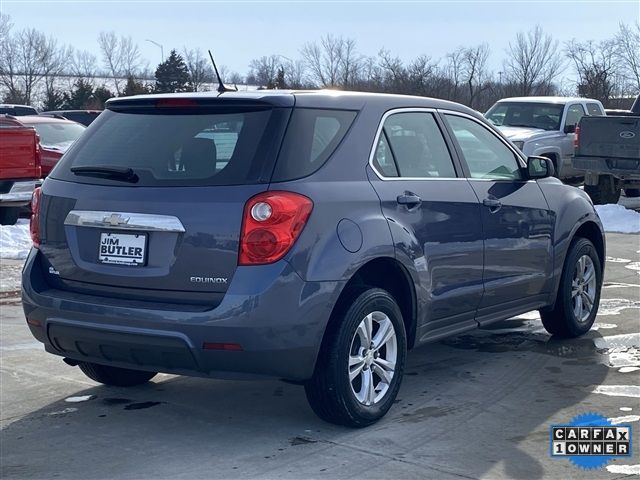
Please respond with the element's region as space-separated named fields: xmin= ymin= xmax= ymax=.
xmin=239 ymin=191 xmax=313 ymax=266
xmin=574 ymin=125 xmax=580 ymax=149
xmin=30 ymin=187 xmax=42 ymax=248
xmin=34 ymin=134 xmax=42 ymax=178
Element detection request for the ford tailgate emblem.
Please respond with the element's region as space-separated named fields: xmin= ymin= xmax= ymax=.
xmin=620 ymin=131 xmax=636 ymax=139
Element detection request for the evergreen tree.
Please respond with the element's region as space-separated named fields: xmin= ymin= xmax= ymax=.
xmin=62 ymin=79 xmax=94 ymax=109
xmin=154 ymin=50 xmax=191 ymax=93
xmin=122 ymin=76 xmax=148 ymax=96
xmin=42 ymin=89 xmax=64 ymax=111
xmin=92 ymin=85 xmax=114 ymax=108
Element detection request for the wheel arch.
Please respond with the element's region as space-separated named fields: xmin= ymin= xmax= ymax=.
xmin=324 ymin=257 xmax=418 ymax=351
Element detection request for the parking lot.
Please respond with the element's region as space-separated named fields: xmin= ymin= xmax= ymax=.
xmin=1 ymin=230 xmax=637 ymax=479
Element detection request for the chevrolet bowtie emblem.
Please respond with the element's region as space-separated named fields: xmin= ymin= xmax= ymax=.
xmin=104 ymin=213 xmax=130 ymax=226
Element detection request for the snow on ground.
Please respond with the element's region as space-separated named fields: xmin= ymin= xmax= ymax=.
xmin=0 ymin=219 xmax=31 ymax=260
xmin=595 ymin=204 xmax=640 ymax=234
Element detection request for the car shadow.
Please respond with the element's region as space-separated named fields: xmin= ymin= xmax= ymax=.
xmin=0 ymin=317 xmax=611 ymax=479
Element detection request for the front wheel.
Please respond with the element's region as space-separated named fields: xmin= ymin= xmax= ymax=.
xmin=584 ymin=176 xmax=621 ymax=205
xmin=540 ymin=238 xmax=602 ymax=338
xmin=305 ymin=288 xmax=407 ymax=427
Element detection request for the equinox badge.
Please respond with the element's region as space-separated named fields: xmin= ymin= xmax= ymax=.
xmin=190 ymin=276 xmax=228 ymax=284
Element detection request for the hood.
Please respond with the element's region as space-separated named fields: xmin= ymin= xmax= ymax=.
xmin=497 ymin=125 xmax=555 ymax=141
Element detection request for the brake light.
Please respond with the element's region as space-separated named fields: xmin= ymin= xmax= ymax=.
xmin=156 ymin=98 xmax=198 ymax=108
xmin=30 ymin=187 xmax=42 ymax=248
xmin=574 ymin=125 xmax=580 ymax=149
xmin=239 ymin=191 xmax=313 ymax=265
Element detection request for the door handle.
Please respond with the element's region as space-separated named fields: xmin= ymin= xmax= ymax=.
xmin=397 ymin=192 xmax=422 ymax=209
xmin=483 ymin=197 xmax=502 ymax=212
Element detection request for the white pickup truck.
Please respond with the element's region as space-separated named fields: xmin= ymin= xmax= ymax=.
xmin=485 ymin=97 xmax=605 ymax=181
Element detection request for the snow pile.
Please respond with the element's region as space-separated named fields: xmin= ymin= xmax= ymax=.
xmin=595 ymin=204 xmax=640 ymax=234
xmin=0 ymin=219 xmax=31 ymax=259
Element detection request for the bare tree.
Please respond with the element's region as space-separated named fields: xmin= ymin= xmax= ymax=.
xmin=615 ymin=22 xmax=640 ymax=92
xmin=97 ymin=32 xmax=142 ymax=93
xmin=120 ymin=36 xmax=144 ymax=78
xmin=98 ymin=31 xmax=123 ymax=93
xmin=566 ymin=39 xmax=620 ymax=105
xmin=504 ymin=26 xmax=564 ymax=95
xmin=248 ymin=55 xmax=281 ymax=87
xmin=0 ymin=13 xmax=12 ymax=45
xmin=183 ymin=48 xmax=213 ymax=91
xmin=443 ymin=50 xmax=464 ymax=101
xmin=283 ymin=59 xmax=307 ymax=89
xmin=71 ymin=49 xmax=98 ymax=78
xmin=461 ymin=44 xmax=490 ymax=108
xmin=302 ymin=35 xmax=361 ymax=88
xmin=41 ymin=37 xmax=68 ymax=107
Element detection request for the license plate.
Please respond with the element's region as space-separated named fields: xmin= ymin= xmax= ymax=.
xmin=98 ymin=232 xmax=146 ymax=266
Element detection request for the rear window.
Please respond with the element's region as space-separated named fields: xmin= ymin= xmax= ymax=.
xmin=272 ymin=108 xmax=356 ymax=181
xmin=27 ymin=122 xmax=85 ymax=150
xmin=53 ymin=108 xmax=289 ymax=186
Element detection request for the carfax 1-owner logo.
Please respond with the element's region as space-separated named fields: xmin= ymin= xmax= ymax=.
xmin=550 ymin=412 xmax=633 ymax=470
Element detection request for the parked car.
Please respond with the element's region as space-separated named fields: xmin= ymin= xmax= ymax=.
xmin=16 ymin=116 xmax=86 ymax=176
xmin=0 ymin=116 xmax=41 ymax=225
xmin=0 ymin=104 xmax=38 ymax=116
xmin=573 ymin=95 xmax=640 ymax=204
xmin=485 ymin=97 xmax=605 ymax=182
xmin=41 ymin=110 xmax=102 ymax=127
xmin=23 ymin=91 xmax=605 ymax=427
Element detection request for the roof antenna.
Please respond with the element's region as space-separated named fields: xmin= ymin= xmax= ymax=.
xmin=208 ymin=50 xmax=237 ymax=94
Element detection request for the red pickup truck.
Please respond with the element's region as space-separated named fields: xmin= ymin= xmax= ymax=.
xmin=0 ymin=116 xmax=41 ymax=225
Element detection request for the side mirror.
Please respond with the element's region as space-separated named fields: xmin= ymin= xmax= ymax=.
xmin=564 ymin=124 xmax=576 ymax=134
xmin=527 ymin=156 xmax=555 ymax=179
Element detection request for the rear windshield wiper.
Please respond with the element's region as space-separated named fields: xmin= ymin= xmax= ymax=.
xmin=71 ymin=165 xmax=139 ymax=183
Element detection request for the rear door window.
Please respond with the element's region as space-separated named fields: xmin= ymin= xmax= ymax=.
xmin=53 ymin=108 xmax=289 ymax=186
xmin=565 ymin=104 xmax=586 ymax=128
xmin=586 ymin=103 xmax=604 ymax=116
xmin=372 ymin=112 xmax=457 ymax=178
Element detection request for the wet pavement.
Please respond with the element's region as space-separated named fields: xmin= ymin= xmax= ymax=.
xmin=1 ymin=233 xmax=639 ymax=479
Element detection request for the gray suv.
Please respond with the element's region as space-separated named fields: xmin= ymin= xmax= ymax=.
xmin=22 ymin=91 xmax=605 ymax=427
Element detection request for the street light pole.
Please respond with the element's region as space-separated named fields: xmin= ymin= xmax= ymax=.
xmin=145 ymin=39 xmax=164 ymax=62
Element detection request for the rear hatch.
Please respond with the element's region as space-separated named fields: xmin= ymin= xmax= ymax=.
xmin=39 ymin=96 xmax=292 ymax=305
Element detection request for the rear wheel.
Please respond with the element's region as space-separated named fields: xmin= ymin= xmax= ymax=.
xmin=0 ymin=207 xmax=20 ymax=225
xmin=540 ymin=238 xmax=602 ymax=338
xmin=584 ymin=175 xmax=621 ymax=204
xmin=305 ymin=288 xmax=407 ymax=427
xmin=78 ymin=362 xmax=157 ymax=387
xmin=624 ymin=188 xmax=640 ymax=198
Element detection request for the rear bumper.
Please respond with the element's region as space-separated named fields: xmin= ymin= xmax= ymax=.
xmin=572 ymin=156 xmax=640 ymax=179
xmin=22 ymin=250 xmax=345 ymax=381
xmin=0 ymin=180 xmax=37 ymax=206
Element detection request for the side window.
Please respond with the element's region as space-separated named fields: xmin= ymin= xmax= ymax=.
xmin=445 ymin=114 xmax=523 ymax=181
xmin=565 ymin=104 xmax=586 ymax=127
xmin=586 ymin=103 xmax=604 ymax=116
xmin=372 ymin=112 xmax=457 ymax=178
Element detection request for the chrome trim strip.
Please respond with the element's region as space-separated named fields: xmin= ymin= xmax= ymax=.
xmin=64 ymin=210 xmax=186 ymax=232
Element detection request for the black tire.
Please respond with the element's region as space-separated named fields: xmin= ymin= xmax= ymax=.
xmin=0 ymin=207 xmax=20 ymax=226
xmin=540 ymin=238 xmax=602 ymax=338
xmin=78 ymin=362 xmax=157 ymax=387
xmin=584 ymin=176 xmax=621 ymax=205
xmin=624 ymin=188 xmax=640 ymax=198
xmin=305 ymin=288 xmax=407 ymax=427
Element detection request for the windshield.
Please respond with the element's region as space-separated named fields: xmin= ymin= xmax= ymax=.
xmin=485 ymin=102 xmax=564 ymax=131
xmin=28 ymin=122 xmax=86 ymax=150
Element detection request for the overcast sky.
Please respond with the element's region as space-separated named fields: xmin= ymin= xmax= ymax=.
xmin=3 ymin=1 xmax=639 ymax=76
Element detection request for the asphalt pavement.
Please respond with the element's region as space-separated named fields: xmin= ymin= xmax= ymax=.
xmin=1 ymin=233 xmax=638 ymax=479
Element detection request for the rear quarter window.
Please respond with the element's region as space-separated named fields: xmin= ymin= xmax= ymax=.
xmin=272 ymin=108 xmax=356 ymax=181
